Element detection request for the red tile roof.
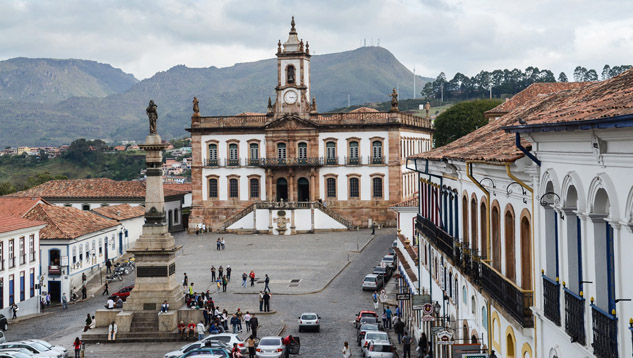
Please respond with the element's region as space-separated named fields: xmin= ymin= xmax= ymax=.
xmin=92 ymin=204 xmax=145 ymax=221
xmin=413 ymin=82 xmax=591 ymax=163
xmin=10 ymin=178 xmax=185 ymax=199
xmin=485 ymin=82 xmax=587 ymax=116
xmin=24 ymin=203 xmax=118 ymax=240
xmin=163 ymin=183 xmax=192 ymax=193
xmin=0 ymin=215 xmax=46 ymax=234
xmin=0 ymin=196 xmax=46 ymax=217
xmin=350 ymin=107 xmax=379 ymax=113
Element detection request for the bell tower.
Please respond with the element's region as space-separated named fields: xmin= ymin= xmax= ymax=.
xmin=275 ymin=17 xmax=311 ymax=115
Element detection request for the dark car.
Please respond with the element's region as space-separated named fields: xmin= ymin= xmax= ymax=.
xmin=373 ymin=266 xmax=392 ymax=281
xmin=110 ymin=285 xmax=134 ymax=301
xmin=0 ymin=314 xmax=7 ymax=331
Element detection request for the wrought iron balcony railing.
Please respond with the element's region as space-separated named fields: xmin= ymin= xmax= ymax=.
xmin=346 ymin=156 xmax=361 ymax=165
xmin=481 ymin=262 xmax=534 ymax=327
xmin=326 ymin=157 xmax=338 ymax=165
xmin=564 ymin=288 xmax=586 ymax=345
xmin=256 ymin=157 xmax=324 ymax=168
xmin=371 ymin=156 xmax=385 ymax=165
xmin=205 ymin=159 xmax=219 ymax=167
xmin=591 ymin=304 xmax=618 ymax=358
xmin=226 ymin=158 xmax=241 ymax=167
xmin=48 ymin=265 xmax=62 ymax=276
xmin=543 ymin=275 xmax=561 ymax=326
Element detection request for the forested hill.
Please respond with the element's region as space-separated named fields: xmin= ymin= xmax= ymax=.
xmin=0 ymin=47 xmax=430 ymax=146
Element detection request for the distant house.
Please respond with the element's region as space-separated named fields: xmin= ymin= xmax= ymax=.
xmin=9 ymin=178 xmax=187 ymax=232
xmin=92 ymin=204 xmax=144 ymax=254
xmin=113 ymin=145 xmax=126 ymax=151
xmin=0 ymin=215 xmax=46 ymax=318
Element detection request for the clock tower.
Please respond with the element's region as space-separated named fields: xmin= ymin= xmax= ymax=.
xmin=275 ymin=17 xmax=311 ymax=115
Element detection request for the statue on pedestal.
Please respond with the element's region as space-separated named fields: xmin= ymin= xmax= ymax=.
xmin=390 ymin=88 xmax=399 ymax=112
xmin=146 ymin=100 xmax=158 ymax=134
xmin=193 ymin=97 xmax=199 ymax=114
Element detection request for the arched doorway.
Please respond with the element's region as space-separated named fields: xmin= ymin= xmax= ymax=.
xmin=276 ymin=178 xmax=288 ymax=201
xmin=297 ymin=177 xmax=309 ymax=202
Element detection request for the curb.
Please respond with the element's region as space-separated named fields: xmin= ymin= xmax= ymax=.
xmin=8 ymin=311 xmax=53 ymax=325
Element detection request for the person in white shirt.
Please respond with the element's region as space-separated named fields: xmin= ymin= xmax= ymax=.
xmin=106 ymin=298 xmax=115 ymax=309
xmin=108 ymin=322 xmax=118 ymax=341
xmin=244 ymin=312 xmax=252 ymax=333
xmin=196 ymin=320 xmax=205 ymax=341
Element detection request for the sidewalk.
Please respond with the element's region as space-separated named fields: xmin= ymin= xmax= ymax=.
xmin=382 ymin=274 xmax=422 ymax=358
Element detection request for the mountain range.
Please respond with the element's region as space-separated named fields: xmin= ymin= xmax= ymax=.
xmin=0 ymin=47 xmax=430 ymax=146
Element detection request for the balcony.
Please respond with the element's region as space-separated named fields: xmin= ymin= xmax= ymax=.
xmin=416 ymin=214 xmax=454 ymax=260
xmin=256 ymin=157 xmax=324 ymax=168
xmin=371 ymin=156 xmax=385 ymax=165
xmin=226 ymin=158 xmax=241 ymax=167
xmin=326 ymin=157 xmax=338 ymax=165
xmin=591 ymin=304 xmax=618 ymax=358
xmin=481 ymin=262 xmax=534 ymax=327
xmin=248 ymin=159 xmax=260 ymax=166
xmin=48 ymin=265 xmax=62 ymax=276
xmin=205 ymin=159 xmax=219 ymax=167
xmin=345 ymin=156 xmax=361 ymax=166
xmin=564 ymin=288 xmax=586 ymax=345
xmin=543 ymin=275 xmax=561 ymax=326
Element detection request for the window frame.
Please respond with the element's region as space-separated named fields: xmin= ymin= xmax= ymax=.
xmin=206 ymin=140 xmax=219 ymax=166
xmin=370 ymin=174 xmax=384 ymax=199
xmin=277 ymin=142 xmax=287 ymax=160
xmin=370 ymin=137 xmax=384 ymax=164
xmin=207 ymin=175 xmax=219 ymax=199
xmin=347 ymin=174 xmax=361 ymax=199
xmin=247 ymin=140 xmax=260 ymax=166
xmin=324 ymin=175 xmax=338 ymax=199
xmin=227 ymin=175 xmax=240 ymax=199
xmin=248 ymin=175 xmax=261 ymax=199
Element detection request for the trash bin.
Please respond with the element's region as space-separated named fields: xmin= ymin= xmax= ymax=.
xmin=288 ymin=336 xmax=300 ymax=354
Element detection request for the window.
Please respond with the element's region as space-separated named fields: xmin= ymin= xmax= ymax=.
xmin=326 ymin=178 xmax=337 ymax=198
xmin=277 ymin=143 xmax=287 ymax=159
xmin=29 ymin=269 xmax=34 ymax=298
xmin=250 ymin=178 xmax=260 ymax=199
xmin=298 ymin=142 xmax=307 ymax=162
xmin=0 ymin=278 xmax=3 ymax=308
xmin=228 ymin=143 xmax=239 ymax=166
xmin=0 ymin=242 xmax=3 ymax=271
xmin=208 ymin=143 xmax=218 ymax=165
xmin=372 ymin=140 xmax=383 ymax=164
xmin=372 ymin=177 xmax=383 ymax=198
xmin=82 ymin=204 xmax=90 ymax=211
xmin=9 ymin=275 xmax=14 ymax=305
xmin=19 ymin=237 xmax=25 ymax=265
xmin=229 ymin=178 xmax=239 ymax=198
xmin=72 ymin=246 xmax=77 ymax=265
xmin=326 ymin=141 xmax=336 ymax=165
xmin=111 ymin=234 xmax=115 ymax=250
xmin=208 ymin=178 xmax=218 ymax=198
xmin=8 ymin=239 xmax=14 ymax=268
xmin=19 ymin=272 xmax=24 ymax=301
xmin=504 ymin=205 xmax=516 ymax=282
xmin=348 ymin=141 xmax=359 ymax=164
xmin=349 ymin=177 xmax=360 ymax=198
xmin=79 ymin=244 xmax=83 ymax=262
xmin=98 ymin=238 xmax=103 ymax=255
xmin=174 ymin=209 xmax=179 ymax=224
xmin=491 ymin=203 xmax=501 ymax=271
xmin=249 ymin=143 xmax=259 ymax=165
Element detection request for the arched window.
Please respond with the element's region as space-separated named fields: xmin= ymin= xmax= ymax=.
xmin=565 ymin=185 xmax=582 ymax=293
xmin=349 ymin=177 xmax=360 ymax=198
xmin=348 ymin=141 xmax=359 ymax=164
xmin=72 ymin=246 xmax=77 ymax=264
xmin=298 ymin=142 xmax=307 ymax=161
xmin=326 ymin=177 xmax=336 ymax=198
xmin=372 ymin=141 xmax=383 ymax=164
xmin=79 ymin=244 xmax=83 ymax=262
xmin=99 ymin=238 xmax=103 ymax=255
xmin=326 ymin=141 xmax=336 ymax=164
xmin=228 ymin=143 xmax=239 ymax=166
xmin=492 ymin=203 xmax=501 ymax=271
xmin=520 ymin=214 xmax=532 ymax=290
xmin=208 ymin=143 xmax=218 ymax=164
xmin=462 ymin=195 xmax=469 ymax=247
xmin=249 ymin=143 xmax=259 ymax=164
xmin=286 ymin=65 xmax=295 ymax=84
xmin=208 ymin=178 xmax=218 ymax=198
xmin=471 ymin=197 xmax=478 ymax=252
xmin=480 ymin=200 xmax=488 ymax=260
xmin=449 ymin=271 xmax=453 ymax=298
xmin=505 ymin=205 xmax=516 ymax=282
xmin=277 ymin=143 xmax=287 ymax=159
xmin=592 ymin=187 xmax=615 ymax=312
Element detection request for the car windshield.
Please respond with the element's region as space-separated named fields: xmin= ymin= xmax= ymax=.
xmin=373 ymin=267 xmax=386 ymax=273
xmin=371 ymin=344 xmax=393 ymax=352
xmin=301 ymin=314 xmax=317 ymax=320
xmin=31 ymin=341 xmax=52 ymax=349
xmin=211 ymin=337 xmax=229 ymax=343
xmin=360 ymin=317 xmax=378 ymax=324
xmin=184 ymin=343 xmax=202 ymax=352
xmin=26 ymin=342 xmax=49 ymax=351
xmin=259 ymin=338 xmax=281 ymax=346
xmin=364 ymin=277 xmax=376 ymax=282
xmin=360 ymin=312 xmax=375 ymax=317
xmin=382 ymin=256 xmax=394 ymax=262
xmin=361 ymin=324 xmax=379 ymax=331
xmin=365 ymin=332 xmax=388 ymax=340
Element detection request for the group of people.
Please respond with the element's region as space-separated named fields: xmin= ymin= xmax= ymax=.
xmin=257 ymin=291 xmax=272 ymax=312
xmin=216 ymin=237 xmax=226 ymax=250
xmin=194 ymin=223 xmax=207 ymax=235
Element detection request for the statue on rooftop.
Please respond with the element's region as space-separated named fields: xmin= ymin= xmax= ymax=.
xmin=425 ymin=101 xmax=431 ymax=118
xmin=390 ymin=88 xmax=399 ymax=112
xmin=193 ymin=97 xmax=199 ymax=114
xmin=146 ymin=100 xmax=158 ymax=134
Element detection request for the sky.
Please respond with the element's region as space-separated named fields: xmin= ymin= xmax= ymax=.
xmin=1 ymin=0 xmax=631 ymax=80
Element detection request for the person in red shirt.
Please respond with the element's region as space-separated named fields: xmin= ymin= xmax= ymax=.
xmin=72 ymin=337 xmax=81 ymax=358
xmin=187 ymin=321 xmax=196 ymax=339
xmin=178 ymin=321 xmax=187 ymax=339
xmin=282 ymin=335 xmax=296 ymax=358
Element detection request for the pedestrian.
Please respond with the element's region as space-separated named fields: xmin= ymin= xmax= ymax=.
xmin=236 ymin=308 xmax=243 ymax=332
xmin=242 ymin=272 xmax=248 ymax=288
xmin=161 ymin=300 xmax=169 ymax=313
xmin=282 ymin=335 xmax=296 ymax=358
xmin=216 ymin=238 xmax=221 ymax=250
xmin=189 ymin=282 xmax=194 ymax=295
xmin=394 ymin=317 xmax=405 ymax=344
xmin=218 ymin=265 xmax=224 ymax=279
xmin=81 ymin=285 xmax=87 ymax=300
xmin=489 ymin=350 xmax=497 ymax=358
xmin=108 ymin=321 xmax=118 ymax=341
xmin=371 ymin=222 xmax=376 ymax=235
xmin=62 ymin=293 xmax=68 ymax=310
xmin=46 ymin=292 xmax=51 ymax=307
xmin=372 ymin=291 xmax=379 ymax=310
xmin=202 ymin=223 xmax=206 ymax=234
xmin=246 ymin=335 xmax=256 ymax=358
xmin=183 ymin=273 xmax=188 ymax=292
xmin=418 ymin=332 xmax=428 ymax=357
xmin=226 ymin=265 xmax=232 ymax=281
xmin=402 ymin=331 xmax=412 ymax=358
xmin=244 ymin=311 xmax=251 ymax=332
xmin=216 ymin=278 xmax=221 ymax=293
xmin=263 ymin=291 xmax=271 ymax=312
xmin=231 ymin=314 xmax=240 ymax=333
xmin=258 ymin=291 xmax=264 ymax=311
xmin=230 ymin=343 xmax=241 ymax=358
xmin=106 ymin=259 xmax=112 ymax=274
xmin=73 ymin=337 xmax=81 ymax=358
xmin=82 ymin=273 xmax=87 ymax=286
xmin=221 ymin=237 xmax=226 ymax=250
xmin=102 ymin=282 xmax=109 ymax=296
xmin=222 ymin=276 xmax=228 ymax=292
xmin=10 ymin=303 xmax=18 ymax=319
xmin=249 ymin=270 xmax=255 ymax=287
xmin=382 ymin=310 xmax=388 ymax=328
xmin=264 ymin=274 xmax=270 ymax=292
xmin=385 ymin=307 xmax=392 ymax=329
xmin=342 ymin=341 xmax=351 ymax=358
xmin=211 ymin=266 xmax=216 ymax=282
xmin=395 ymin=306 xmax=401 ymax=318
xmin=250 ymin=314 xmax=258 ymax=338
xmin=197 ymin=320 xmax=205 ymax=341
xmin=84 ymin=314 xmax=92 ymax=332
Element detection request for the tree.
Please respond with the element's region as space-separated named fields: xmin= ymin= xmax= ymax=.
xmin=433 ymin=99 xmax=502 ymax=147
xmin=558 ymin=72 xmax=568 ymax=82
xmin=584 ymin=69 xmax=598 ymax=81
xmin=601 ymin=65 xmax=612 ymax=80
xmin=573 ymin=66 xmax=587 ymax=82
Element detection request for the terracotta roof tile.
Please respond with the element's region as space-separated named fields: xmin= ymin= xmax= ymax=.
xmin=0 ymin=196 xmax=46 ymax=217
xmin=413 ymin=82 xmax=591 ymax=163
xmin=0 ymin=215 xmax=46 ymax=234
xmin=163 ymin=183 xmax=192 ymax=193
xmin=349 ymin=107 xmax=379 ymax=113
xmin=10 ymin=178 xmax=185 ymax=199
xmin=24 ymin=203 xmax=118 ymax=240
xmin=92 ymin=204 xmax=145 ymax=221
xmin=485 ymin=82 xmax=587 ymax=115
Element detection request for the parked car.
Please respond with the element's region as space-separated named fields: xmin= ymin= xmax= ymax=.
xmin=356 ymin=323 xmax=380 ymax=344
xmin=298 ymin=312 xmax=320 ymax=332
xmin=110 ymin=285 xmax=134 ymax=301
xmin=372 ymin=266 xmax=392 ymax=282
xmin=364 ymin=341 xmax=395 ymax=358
xmin=360 ymin=331 xmax=389 ymax=351
xmin=179 ymin=347 xmax=229 ymax=358
xmin=0 ymin=342 xmax=60 ymax=358
xmin=354 ymin=311 xmax=378 ymax=328
xmin=362 ymin=274 xmax=383 ymax=291
xmin=24 ymin=340 xmax=66 ymax=358
xmin=380 ymin=255 xmax=396 ymax=269
xmin=0 ymin=315 xmax=7 ymax=331
xmin=255 ymin=336 xmax=285 ymax=358
xmin=0 ymin=349 xmax=34 ymax=358
xmin=358 ymin=316 xmax=381 ymax=329
xmin=164 ymin=340 xmax=230 ymax=358
xmin=0 ymin=332 xmax=5 ymax=344
xmin=203 ymin=334 xmax=246 ymax=354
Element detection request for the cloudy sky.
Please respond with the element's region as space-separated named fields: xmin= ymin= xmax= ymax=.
xmin=1 ymin=0 xmax=631 ymax=80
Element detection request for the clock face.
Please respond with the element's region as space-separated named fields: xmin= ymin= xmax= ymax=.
xmin=284 ymin=90 xmax=298 ymax=104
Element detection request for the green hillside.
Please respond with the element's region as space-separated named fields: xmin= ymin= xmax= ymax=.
xmin=0 ymin=47 xmax=430 ymax=146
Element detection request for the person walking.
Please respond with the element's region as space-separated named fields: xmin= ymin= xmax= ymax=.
xmin=62 ymin=293 xmax=68 ymax=310
xmin=258 ymin=291 xmax=264 ymax=311
xmin=244 ymin=311 xmax=251 ymax=332
xmin=10 ymin=303 xmax=18 ymax=319
xmin=246 ymin=335 xmax=256 ymax=358
xmin=73 ymin=337 xmax=81 ymax=358
xmin=402 ymin=331 xmax=412 ymax=358
xmin=108 ymin=321 xmax=118 ymax=341
xmin=81 ymin=285 xmax=87 ymax=300
xmin=418 ymin=332 xmax=428 ymax=357
xmin=226 ymin=265 xmax=232 ymax=281
xmin=249 ymin=270 xmax=255 ymax=287
xmin=264 ymin=274 xmax=270 ymax=292
xmin=221 ymin=237 xmax=226 ymax=250
xmin=341 ymin=341 xmax=352 ymax=358
xmin=372 ymin=291 xmax=379 ymax=310
xmin=230 ymin=314 xmax=240 ymax=333
xmin=249 ymin=314 xmax=258 ymax=338
xmin=211 ymin=266 xmax=216 ymax=282
xmin=102 ymin=282 xmax=109 ymax=296
xmin=222 ymin=276 xmax=228 ymax=292
xmin=46 ymin=292 xmax=51 ymax=307
xmin=216 ymin=238 xmax=221 ymax=250
xmin=183 ymin=273 xmax=188 ymax=292
xmin=106 ymin=259 xmax=112 ymax=274
xmin=394 ymin=317 xmax=405 ymax=344
xmin=263 ymin=291 xmax=271 ymax=312
xmin=385 ymin=307 xmax=392 ymax=329
xmin=216 ymin=278 xmax=221 ymax=293
xmin=189 ymin=282 xmax=194 ymax=295
xmin=197 ymin=320 xmax=205 ymax=341
xmin=242 ymin=272 xmax=248 ymax=288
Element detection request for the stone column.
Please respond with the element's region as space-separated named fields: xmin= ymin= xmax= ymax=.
xmin=289 ymin=169 xmax=295 ymax=202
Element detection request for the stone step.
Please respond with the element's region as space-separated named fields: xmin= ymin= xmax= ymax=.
xmin=83 ymin=330 xmax=185 ymax=344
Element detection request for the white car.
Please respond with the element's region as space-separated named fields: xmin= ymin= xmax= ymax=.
xmin=298 ymin=312 xmax=320 ymax=332
xmin=255 ymin=336 xmax=285 ymax=358
xmin=24 ymin=341 xmax=66 ymax=358
xmin=203 ymin=333 xmax=246 ymax=353
xmin=362 ymin=274 xmax=383 ymax=291
xmin=0 ymin=349 xmax=35 ymax=358
xmin=164 ymin=340 xmax=230 ymax=358
xmin=0 ymin=342 xmax=59 ymax=358
xmin=364 ymin=341 xmax=395 ymax=358
xmin=381 ymin=255 xmax=396 ymax=269
xmin=360 ymin=331 xmax=389 ymax=351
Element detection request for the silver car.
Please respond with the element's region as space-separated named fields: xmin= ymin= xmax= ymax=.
xmin=360 ymin=331 xmax=389 ymax=350
xmin=255 ymin=336 xmax=285 ymax=358
xmin=24 ymin=341 xmax=66 ymax=358
xmin=0 ymin=342 xmax=58 ymax=358
xmin=362 ymin=274 xmax=383 ymax=291
xmin=364 ymin=341 xmax=395 ymax=358
xmin=298 ymin=312 xmax=320 ymax=332
xmin=380 ymin=255 xmax=396 ymax=269
xmin=164 ymin=340 xmax=230 ymax=358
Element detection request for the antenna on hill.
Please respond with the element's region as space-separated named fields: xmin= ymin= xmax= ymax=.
xmin=377 ymin=38 xmax=380 ymax=47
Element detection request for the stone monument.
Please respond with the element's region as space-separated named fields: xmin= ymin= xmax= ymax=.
xmin=124 ymin=100 xmax=183 ymax=311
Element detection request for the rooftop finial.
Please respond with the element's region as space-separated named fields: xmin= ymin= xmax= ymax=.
xmin=290 ymin=16 xmax=296 ymax=33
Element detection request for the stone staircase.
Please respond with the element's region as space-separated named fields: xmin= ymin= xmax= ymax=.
xmin=130 ymin=311 xmax=158 ymax=332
